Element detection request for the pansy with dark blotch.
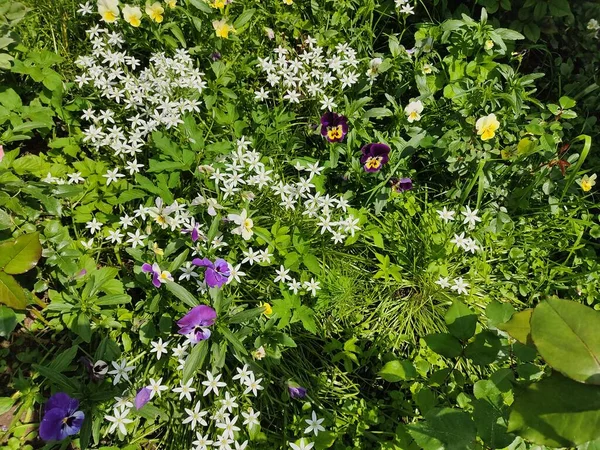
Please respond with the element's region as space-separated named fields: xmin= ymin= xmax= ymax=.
xmin=39 ymin=393 xmax=85 ymax=442
xmin=320 ymin=112 xmax=348 ymax=143
xmin=177 ymin=304 xmax=217 ymax=343
xmin=192 ymin=257 xmax=230 ymax=288
xmin=360 ymin=143 xmax=390 ymax=172
xmin=391 ymin=177 xmax=413 ymax=193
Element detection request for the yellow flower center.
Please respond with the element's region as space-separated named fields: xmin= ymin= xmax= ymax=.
xmin=159 ymin=271 xmax=171 ymax=280
xmin=211 ymin=0 xmax=226 ymax=8
xmin=103 ymin=10 xmax=118 ymax=22
xmin=365 ymin=157 xmax=382 ymax=170
xmin=481 ymin=126 xmax=496 ymax=140
xmin=582 ymin=180 xmax=593 ymax=192
xmin=409 ymin=111 xmax=419 ymax=121
xmin=129 ymin=16 xmax=141 ymax=26
xmin=327 ymin=125 xmax=343 ymax=140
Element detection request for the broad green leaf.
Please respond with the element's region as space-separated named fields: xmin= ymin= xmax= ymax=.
xmin=0 ymin=232 xmax=42 ymax=274
xmin=303 ymin=253 xmax=321 ymax=275
xmin=0 ymin=272 xmax=27 ymax=309
xmin=183 ymin=340 xmax=208 ymax=382
xmin=423 ymin=333 xmax=462 ymax=358
xmin=47 ymin=345 xmax=79 ymax=373
xmin=0 ymin=397 xmax=14 ymax=415
xmin=548 ymin=0 xmax=571 ymax=17
xmin=473 ymin=399 xmax=515 ymax=449
xmin=228 ymin=307 xmax=264 ymax=324
xmin=379 ymin=360 xmax=416 ymax=382
xmin=497 ymin=309 xmax=533 ymax=345
xmin=408 ymin=408 xmax=477 ymax=450
xmin=485 ymin=300 xmax=515 ymax=327
xmin=445 ymin=300 xmax=477 ymax=340
xmin=217 ymin=324 xmax=247 ymax=355
xmin=164 ymin=281 xmax=199 ymax=308
xmin=531 ymin=298 xmax=600 ymax=384
xmin=465 ymin=331 xmax=502 ymax=365
xmin=508 ymin=373 xmax=600 ymax=447
xmin=76 ymin=313 xmax=92 ymax=343
xmin=0 ymin=305 xmax=17 ymax=337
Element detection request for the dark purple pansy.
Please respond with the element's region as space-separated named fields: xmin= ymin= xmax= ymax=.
xmin=135 ymin=387 xmax=152 ymax=410
xmin=320 ymin=112 xmax=348 ymax=143
xmin=360 ymin=143 xmax=390 ymax=172
xmin=177 ymin=305 xmax=217 ymax=343
xmin=211 ymin=51 xmax=222 ymax=61
xmin=192 ymin=257 xmax=230 ymax=288
xmin=39 ymin=393 xmax=85 ymax=442
xmin=288 ymin=384 xmax=307 ymax=399
xmin=391 ymin=177 xmax=413 ymax=193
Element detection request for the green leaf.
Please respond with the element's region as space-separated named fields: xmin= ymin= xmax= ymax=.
xmin=291 ymin=305 xmax=316 ymax=334
xmin=47 ymin=345 xmax=79 ymax=373
xmin=465 ymin=331 xmax=502 ymax=365
xmin=424 ymin=333 xmax=462 ymax=358
xmin=559 ymin=96 xmax=576 ymax=109
xmin=408 ymin=408 xmax=477 ymax=450
xmin=233 ymin=8 xmax=255 ymax=29
xmin=164 ymin=281 xmax=199 ymax=308
xmin=379 ymin=360 xmax=417 ymax=382
xmin=523 ymin=22 xmax=540 ymax=42
xmin=228 ymin=307 xmax=264 ymax=324
xmin=508 ymin=373 xmax=600 ymax=447
xmin=303 ymin=253 xmax=321 ymax=275
xmin=485 ymin=300 xmax=515 ymax=327
xmin=0 ymin=232 xmax=42 ymax=274
xmin=182 ymin=340 xmax=208 ymax=382
xmin=34 ymin=364 xmax=78 ymax=392
xmin=495 ymin=28 xmax=525 ymax=40
xmin=0 ymin=305 xmax=17 ymax=337
xmin=0 ymin=272 xmax=27 ymax=309
xmin=548 ymin=0 xmax=571 ymax=17
xmin=217 ymin=324 xmax=247 ymax=355
xmin=497 ymin=309 xmax=533 ymax=345
xmin=473 ymin=398 xmax=514 ymax=449
xmin=445 ymin=300 xmax=477 ymax=340
xmin=531 ymin=298 xmax=600 ymax=384
xmin=0 ymin=397 xmax=14 ymax=415
xmin=76 ymin=313 xmax=92 ymax=343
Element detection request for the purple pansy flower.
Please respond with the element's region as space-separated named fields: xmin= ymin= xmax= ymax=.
xmin=288 ymin=382 xmax=307 ymax=399
xmin=391 ymin=177 xmax=413 ymax=193
xmin=192 ymin=258 xmax=230 ymax=288
xmin=360 ymin=143 xmax=390 ymax=172
xmin=320 ymin=112 xmax=348 ymax=143
xmin=39 ymin=393 xmax=85 ymax=442
xmin=135 ymin=387 xmax=152 ymax=410
xmin=183 ymin=218 xmax=201 ymax=242
xmin=141 ymin=262 xmax=173 ymax=288
xmin=177 ymin=305 xmax=217 ymax=343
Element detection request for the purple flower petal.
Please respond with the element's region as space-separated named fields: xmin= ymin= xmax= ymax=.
xmin=152 ymin=273 xmax=162 ymax=288
xmin=177 ymin=305 xmax=217 ymax=335
xmin=45 ymin=393 xmax=79 ymax=414
xmin=39 ymin=408 xmax=67 ymax=441
xmin=191 ymin=226 xmax=199 ymax=242
xmin=205 ymin=268 xmax=227 ymax=288
xmin=192 ymin=327 xmax=211 ymax=343
xmin=60 ymin=411 xmax=84 ymax=439
xmin=288 ymin=386 xmax=307 ymax=399
xmin=192 ymin=257 xmax=213 ymax=268
xmin=214 ymin=258 xmax=231 ymax=277
xmin=135 ymin=387 xmax=152 ymax=410
xmin=141 ymin=263 xmax=153 ymax=273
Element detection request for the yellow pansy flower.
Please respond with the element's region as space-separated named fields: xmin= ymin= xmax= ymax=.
xmin=260 ymin=302 xmax=273 ymax=316
xmin=152 ymin=242 xmax=164 ymax=256
xmin=165 ymin=0 xmax=177 ymax=8
xmin=122 ymin=5 xmax=142 ymax=27
xmin=212 ymin=19 xmax=235 ymax=38
xmin=578 ymin=173 xmax=597 ymax=192
xmin=146 ymin=2 xmax=164 ymax=22
xmin=283 ymin=0 xmax=293 ymax=4
xmin=484 ymin=39 xmax=494 ymax=50
xmin=404 ymin=100 xmax=423 ymax=123
xmin=211 ymin=0 xmax=226 ymax=8
xmin=475 ymin=113 xmax=500 ymax=141
xmin=98 ymin=0 xmax=120 ymax=23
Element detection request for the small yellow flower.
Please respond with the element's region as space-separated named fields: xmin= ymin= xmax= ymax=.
xmin=212 ymin=19 xmax=235 ymax=38
xmin=98 ymin=0 xmax=120 ymax=22
xmin=122 ymin=4 xmax=142 ymax=27
xmin=475 ymin=113 xmax=500 ymax=141
xmin=210 ymin=0 xmax=226 ymax=8
xmin=404 ymin=100 xmax=424 ymax=123
xmin=165 ymin=0 xmax=177 ymax=8
xmin=484 ymin=39 xmax=494 ymax=50
xmin=152 ymin=242 xmax=164 ymax=256
xmin=146 ymin=1 xmax=164 ymax=22
xmin=422 ymin=63 xmax=433 ymax=74
xmin=260 ymin=302 xmax=273 ymax=316
xmin=578 ymin=173 xmax=597 ymax=192
xmin=283 ymin=0 xmax=293 ymax=4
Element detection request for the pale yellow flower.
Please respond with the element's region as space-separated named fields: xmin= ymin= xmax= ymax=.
xmin=152 ymin=242 xmax=164 ymax=256
xmin=578 ymin=173 xmax=597 ymax=192
xmin=210 ymin=0 xmax=226 ymax=8
xmin=252 ymin=346 xmax=266 ymax=360
xmin=260 ymin=302 xmax=273 ymax=316
xmin=484 ymin=39 xmax=494 ymax=50
xmin=122 ymin=4 xmax=142 ymax=26
xmin=165 ymin=0 xmax=176 ymax=8
xmin=212 ymin=19 xmax=235 ymax=38
xmin=146 ymin=1 xmax=164 ymax=22
xmin=98 ymin=0 xmax=120 ymax=22
xmin=283 ymin=0 xmax=293 ymax=4
xmin=404 ymin=100 xmax=423 ymax=123
xmin=422 ymin=63 xmax=433 ymax=74
xmin=476 ymin=113 xmax=500 ymax=140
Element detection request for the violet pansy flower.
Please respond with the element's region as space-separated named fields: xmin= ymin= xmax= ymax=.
xmin=391 ymin=177 xmax=413 ymax=193
xmin=360 ymin=143 xmax=390 ymax=172
xmin=288 ymin=384 xmax=307 ymax=399
xmin=134 ymin=387 xmax=152 ymax=410
xmin=39 ymin=393 xmax=85 ymax=442
xmin=192 ymin=258 xmax=230 ymax=288
xmin=141 ymin=262 xmax=173 ymax=288
xmin=176 ymin=305 xmax=217 ymax=343
xmin=320 ymin=112 xmax=348 ymax=143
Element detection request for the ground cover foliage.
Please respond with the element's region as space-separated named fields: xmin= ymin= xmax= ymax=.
xmin=1 ymin=0 xmax=600 ymax=448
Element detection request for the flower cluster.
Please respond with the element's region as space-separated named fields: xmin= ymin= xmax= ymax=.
xmin=255 ymin=37 xmax=361 ymax=108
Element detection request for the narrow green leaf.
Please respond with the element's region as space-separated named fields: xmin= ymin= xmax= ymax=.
xmin=183 ymin=340 xmax=208 ymax=382
xmin=164 ymin=281 xmax=199 ymax=308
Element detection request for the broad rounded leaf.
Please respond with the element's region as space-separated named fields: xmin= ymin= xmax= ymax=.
xmin=0 ymin=305 xmax=17 ymax=337
xmin=408 ymin=408 xmax=477 ymax=450
xmin=508 ymin=373 xmax=600 ymax=447
xmin=0 ymin=232 xmax=42 ymax=275
xmin=497 ymin=309 xmax=533 ymax=345
xmin=0 ymin=272 xmax=27 ymax=309
xmin=531 ymin=298 xmax=600 ymax=384
xmin=379 ymin=360 xmax=416 ymax=382
xmin=445 ymin=300 xmax=477 ymax=340
xmin=424 ymin=333 xmax=462 ymax=358
xmin=465 ymin=331 xmax=502 ymax=365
